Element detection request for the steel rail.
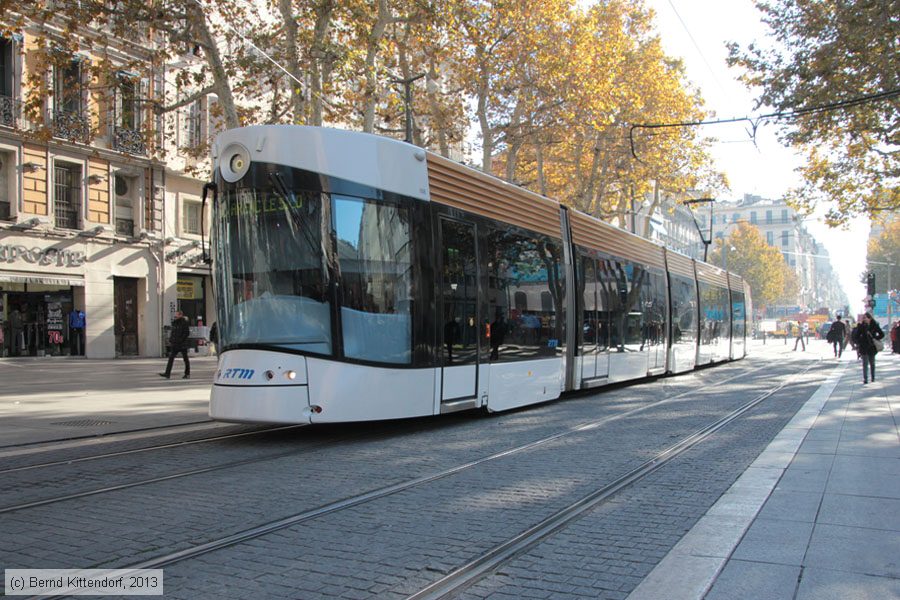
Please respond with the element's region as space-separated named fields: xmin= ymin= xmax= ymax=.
xmin=406 ymin=362 xmax=816 ymax=600
xmin=1 ymin=361 xmax=770 ymax=516
xmin=0 ymin=424 xmax=303 ymax=475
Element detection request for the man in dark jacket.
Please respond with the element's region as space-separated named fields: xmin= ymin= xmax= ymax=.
xmin=827 ymin=316 xmax=847 ymax=358
xmin=160 ymin=311 xmax=191 ymax=379
xmin=852 ymin=312 xmax=884 ymax=384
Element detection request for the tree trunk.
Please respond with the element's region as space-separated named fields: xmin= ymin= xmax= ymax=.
xmin=190 ymin=4 xmax=239 ymax=129
xmin=362 ymin=0 xmax=390 ymax=133
xmin=310 ymin=0 xmax=335 ymax=126
xmin=277 ymin=0 xmax=305 ymax=124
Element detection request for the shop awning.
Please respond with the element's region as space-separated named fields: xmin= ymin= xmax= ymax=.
xmin=0 ymin=272 xmax=85 ymax=286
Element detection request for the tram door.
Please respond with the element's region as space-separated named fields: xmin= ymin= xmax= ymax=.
xmin=439 ymin=219 xmax=479 ymax=402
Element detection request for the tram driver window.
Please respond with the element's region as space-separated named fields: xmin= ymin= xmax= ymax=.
xmin=333 ymin=195 xmax=413 ymax=364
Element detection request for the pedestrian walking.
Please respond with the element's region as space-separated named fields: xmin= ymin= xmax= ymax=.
xmin=827 ymin=316 xmax=847 ymax=358
xmin=793 ymin=321 xmax=806 ymax=351
xmin=160 ymin=311 xmax=191 ymax=379
xmin=891 ymin=320 xmax=900 ymax=354
xmin=851 ymin=312 xmax=884 ymax=385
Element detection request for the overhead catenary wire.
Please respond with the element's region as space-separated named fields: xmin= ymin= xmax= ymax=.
xmin=628 ymin=87 xmax=900 ymax=161
xmin=665 ymin=0 xmax=731 ymax=100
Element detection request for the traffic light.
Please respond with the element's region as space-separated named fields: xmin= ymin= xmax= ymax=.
xmin=867 ymin=272 xmax=876 ymax=296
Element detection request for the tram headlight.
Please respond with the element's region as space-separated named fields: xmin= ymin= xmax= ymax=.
xmin=284 ymin=370 xmax=296 ymax=381
xmin=221 ymin=143 xmax=251 ymax=182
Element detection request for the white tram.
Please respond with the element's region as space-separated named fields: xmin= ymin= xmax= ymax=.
xmin=207 ymin=125 xmax=750 ymax=424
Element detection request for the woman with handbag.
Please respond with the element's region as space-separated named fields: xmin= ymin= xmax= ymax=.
xmin=852 ymin=313 xmax=885 ymax=384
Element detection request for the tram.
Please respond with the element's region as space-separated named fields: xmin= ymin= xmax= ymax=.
xmin=206 ymin=125 xmax=750 ymax=424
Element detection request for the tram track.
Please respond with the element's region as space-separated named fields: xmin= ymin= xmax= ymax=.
xmin=0 ymin=360 xmax=774 ymax=515
xmin=0 ymin=424 xmax=303 ymax=475
xmin=406 ymin=360 xmax=818 ymax=600
xmin=28 ymin=359 xmax=812 ymax=596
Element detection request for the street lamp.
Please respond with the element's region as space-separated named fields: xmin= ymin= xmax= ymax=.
xmin=683 ymin=198 xmax=715 ymax=262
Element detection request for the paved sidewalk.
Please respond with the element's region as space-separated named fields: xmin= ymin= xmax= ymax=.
xmin=0 ymin=356 xmax=218 ymax=447
xmin=629 ymin=349 xmax=900 ymax=599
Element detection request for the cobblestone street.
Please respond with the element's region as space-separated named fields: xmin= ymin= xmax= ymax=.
xmin=2 ymin=340 xmax=896 ymax=599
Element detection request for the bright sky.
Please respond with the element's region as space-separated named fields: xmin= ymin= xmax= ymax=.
xmin=644 ymin=0 xmax=870 ymax=313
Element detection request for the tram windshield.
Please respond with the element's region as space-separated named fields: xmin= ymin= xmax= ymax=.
xmin=214 ymin=163 xmax=415 ymax=364
xmin=215 ymin=165 xmax=333 ymax=355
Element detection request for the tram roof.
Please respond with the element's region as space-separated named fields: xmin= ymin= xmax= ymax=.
xmin=213 ymin=125 xmax=732 ymax=283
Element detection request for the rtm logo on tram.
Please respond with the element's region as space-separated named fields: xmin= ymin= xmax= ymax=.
xmin=221 ymin=369 xmax=255 ymax=380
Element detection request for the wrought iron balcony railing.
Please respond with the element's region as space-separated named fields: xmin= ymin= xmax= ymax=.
xmin=112 ymin=125 xmax=146 ymax=155
xmin=0 ymin=95 xmax=21 ymax=128
xmin=53 ymin=109 xmax=91 ymax=143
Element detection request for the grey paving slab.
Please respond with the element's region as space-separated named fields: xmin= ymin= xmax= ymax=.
xmin=796 ymin=567 xmax=900 ymax=600
xmin=827 ymin=457 xmax=900 ymax=498
xmin=796 ymin=438 xmax=839 ymax=454
xmin=729 ymin=517 xmax=815 ymax=566
xmin=755 ymin=489 xmax=823 ymax=523
xmin=817 ymin=493 xmax=900 ymax=531
xmin=703 ymin=560 xmax=799 ymax=600
xmin=804 ymin=523 xmax=900 ymax=578
xmin=774 ymin=465 xmax=831 ymax=494
xmin=0 ymin=357 xmax=217 ymax=445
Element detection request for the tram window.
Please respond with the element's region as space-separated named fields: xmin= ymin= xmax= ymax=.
xmin=334 ymin=195 xmax=413 ymax=364
xmin=216 ymin=183 xmax=332 ymax=354
xmin=670 ymin=274 xmax=697 ymax=344
xmin=732 ymin=291 xmax=745 ymax=338
xmin=581 ymin=257 xmax=597 ymax=347
xmin=698 ymin=282 xmax=729 ymax=346
xmin=486 ymin=229 xmax=565 ymax=362
xmin=602 ymin=257 xmax=646 ymax=351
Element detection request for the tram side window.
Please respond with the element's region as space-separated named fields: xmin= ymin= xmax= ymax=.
xmin=333 ymin=195 xmax=413 ymax=364
xmin=601 ymin=257 xmax=646 ymax=351
xmin=486 ymin=229 xmax=565 ymax=362
xmin=670 ymin=274 xmax=697 ymax=344
xmin=643 ymin=270 xmax=667 ymax=348
xmin=698 ymin=282 xmax=729 ymax=345
xmin=732 ymin=291 xmax=746 ymax=338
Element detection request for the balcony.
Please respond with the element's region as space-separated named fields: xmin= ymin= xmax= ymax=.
xmin=112 ymin=126 xmax=146 ymax=155
xmin=53 ymin=109 xmax=91 ymax=143
xmin=0 ymin=94 xmax=20 ymax=128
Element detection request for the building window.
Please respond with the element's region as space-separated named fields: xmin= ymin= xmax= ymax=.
xmin=0 ymin=37 xmax=16 ymax=128
xmin=114 ymin=174 xmax=135 ymax=236
xmin=182 ymin=200 xmax=201 ymax=234
xmin=781 ymin=230 xmax=789 ymax=245
xmin=781 ymin=209 xmax=788 ymax=222
xmin=187 ymin=99 xmax=202 ymax=148
xmin=767 ymin=231 xmax=774 ymax=245
xmin=750 ymin=211 xmax=757 ymax=224
xmin=766 ymin=210 xmax=772 ymax=224
xmin=54 ymin=162 xmax=81 ymax=230
xmin=53 ymin=59 xmax=83 ymax=114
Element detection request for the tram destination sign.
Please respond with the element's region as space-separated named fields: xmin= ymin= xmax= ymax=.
xmin=0 ymin=244 xmax=86 ymax=267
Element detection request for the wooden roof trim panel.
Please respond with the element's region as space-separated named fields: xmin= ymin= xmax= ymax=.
xmin=570 ymin=212 xmax=665 ymax=269
xmin=665 ymin=251 xmax=696 ymax=280
xmin=727 ymin=273 xmax=745 ymax=292
xmin=696 ymin=263 xmax=730 ymax=287
xmin=427 ymin=154 xmax=561 ymax=239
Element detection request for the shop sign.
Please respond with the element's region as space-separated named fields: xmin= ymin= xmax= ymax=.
xmin=0 ymin=244 xmax=86 ymax=267
xmin=177 ymin=279 xmax=198 ymax=300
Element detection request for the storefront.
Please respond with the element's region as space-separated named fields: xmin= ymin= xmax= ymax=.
xmin=173 ymin=271 xmax=213 ymax=352
xmin=0 ymin=236 xmax=165 ymax=359
xmin=0 ymin=277 xmax=82 ymax=357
